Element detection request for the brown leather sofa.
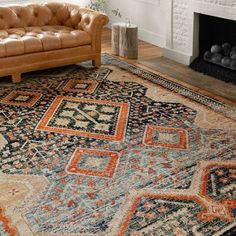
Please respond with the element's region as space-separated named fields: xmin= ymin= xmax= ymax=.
xmin=0 ymin=2 xmax=109 ymax=83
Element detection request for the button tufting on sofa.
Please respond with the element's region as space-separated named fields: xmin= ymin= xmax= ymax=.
xmin=0 ymin=2 xmax=109 ymax=83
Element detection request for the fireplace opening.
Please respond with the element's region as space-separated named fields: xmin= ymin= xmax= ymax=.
xmin=190 ymin=14 xmax=236 ymax=84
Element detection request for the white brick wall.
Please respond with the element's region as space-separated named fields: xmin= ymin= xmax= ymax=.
xmin=172 ymin=0 xmax=189 ymax=51
xmin=164 ymin=0 xmax=236 ymax=65
xmin=197 ymin=0 xmax=236 ymax=7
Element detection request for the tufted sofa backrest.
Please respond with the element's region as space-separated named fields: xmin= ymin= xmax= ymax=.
xmin=0 ymin=2 xmax=84 ymax=30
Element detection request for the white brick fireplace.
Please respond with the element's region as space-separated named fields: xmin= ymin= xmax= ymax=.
xmin=163 ymin=0 xmax=236 ymax=65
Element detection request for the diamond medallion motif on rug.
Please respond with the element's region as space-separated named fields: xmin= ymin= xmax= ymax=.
xmin=63 ymin=79 xmax=99 ymax=93
xmin=144 ymin=125 xmax=188 ymax=149
xmin=117 ymin=161 xmax=236 ymax=236
xmin=37 ymin=96 xmax=129 ymax=141
xmin=66 ymin=148 xmax=120 ymax=178
xmin=0 ymin=90 xmax=42 ymax=107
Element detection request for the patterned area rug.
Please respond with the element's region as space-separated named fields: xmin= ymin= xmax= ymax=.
xmin=0 ymin=54 xmax=235 ymax=236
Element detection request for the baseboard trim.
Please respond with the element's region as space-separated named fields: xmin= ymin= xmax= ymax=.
xmin=138 ymin=28 xmax=165 ymax=47
xmin=163 ymin=48 xmax=192 ymax=65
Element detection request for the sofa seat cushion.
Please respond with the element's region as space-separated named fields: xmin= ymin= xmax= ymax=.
xmin=0 ymin=25 xmax=91 ymax=58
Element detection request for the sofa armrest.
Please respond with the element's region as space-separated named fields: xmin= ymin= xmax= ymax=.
xmin=78 ymin=8 xmax=109 ymax=52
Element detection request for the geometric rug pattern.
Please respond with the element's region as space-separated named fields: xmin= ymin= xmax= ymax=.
xmin=144 ymin=125 xmax=188 ymax=149
xmin=0 ymin=54 xmax=235 ymax=235
xmin=36 ymin=96 xmax=129 ymax=141
xmin=66 ymin=148 xmax=120 ymax=178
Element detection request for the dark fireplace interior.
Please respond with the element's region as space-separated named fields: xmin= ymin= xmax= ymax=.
xmin=190 ymin=14 xmax=236 ymax=84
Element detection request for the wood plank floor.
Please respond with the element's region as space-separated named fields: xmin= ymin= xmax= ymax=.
xmin=102 ymin=28 xmax=236 ymax=105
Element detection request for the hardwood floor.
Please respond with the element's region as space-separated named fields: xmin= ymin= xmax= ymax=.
xmin=101 ymin=28 xmax=236 ymax=105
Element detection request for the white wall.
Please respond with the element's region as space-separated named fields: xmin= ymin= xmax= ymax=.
xmin=0 ymin=0 xmax=42 ymax=4
xmin=106 ymin=0 xmax=165 ymax=47
xmin=52 ymin=0 xmax=89 ymax=6
xmin=0 ymin=0 xmax=89 ymax=6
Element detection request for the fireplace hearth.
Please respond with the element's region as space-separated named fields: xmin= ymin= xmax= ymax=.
xmin=190 ymin=14 xmax=236 ymax=84
xmin=190 ymin=57 xmax=236 ymax=84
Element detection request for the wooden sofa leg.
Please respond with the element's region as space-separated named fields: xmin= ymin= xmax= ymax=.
xmin=92 ymin=56 xmax=101 ymax=68
xmin=12 ymin=74 xmax=21 ymax=83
